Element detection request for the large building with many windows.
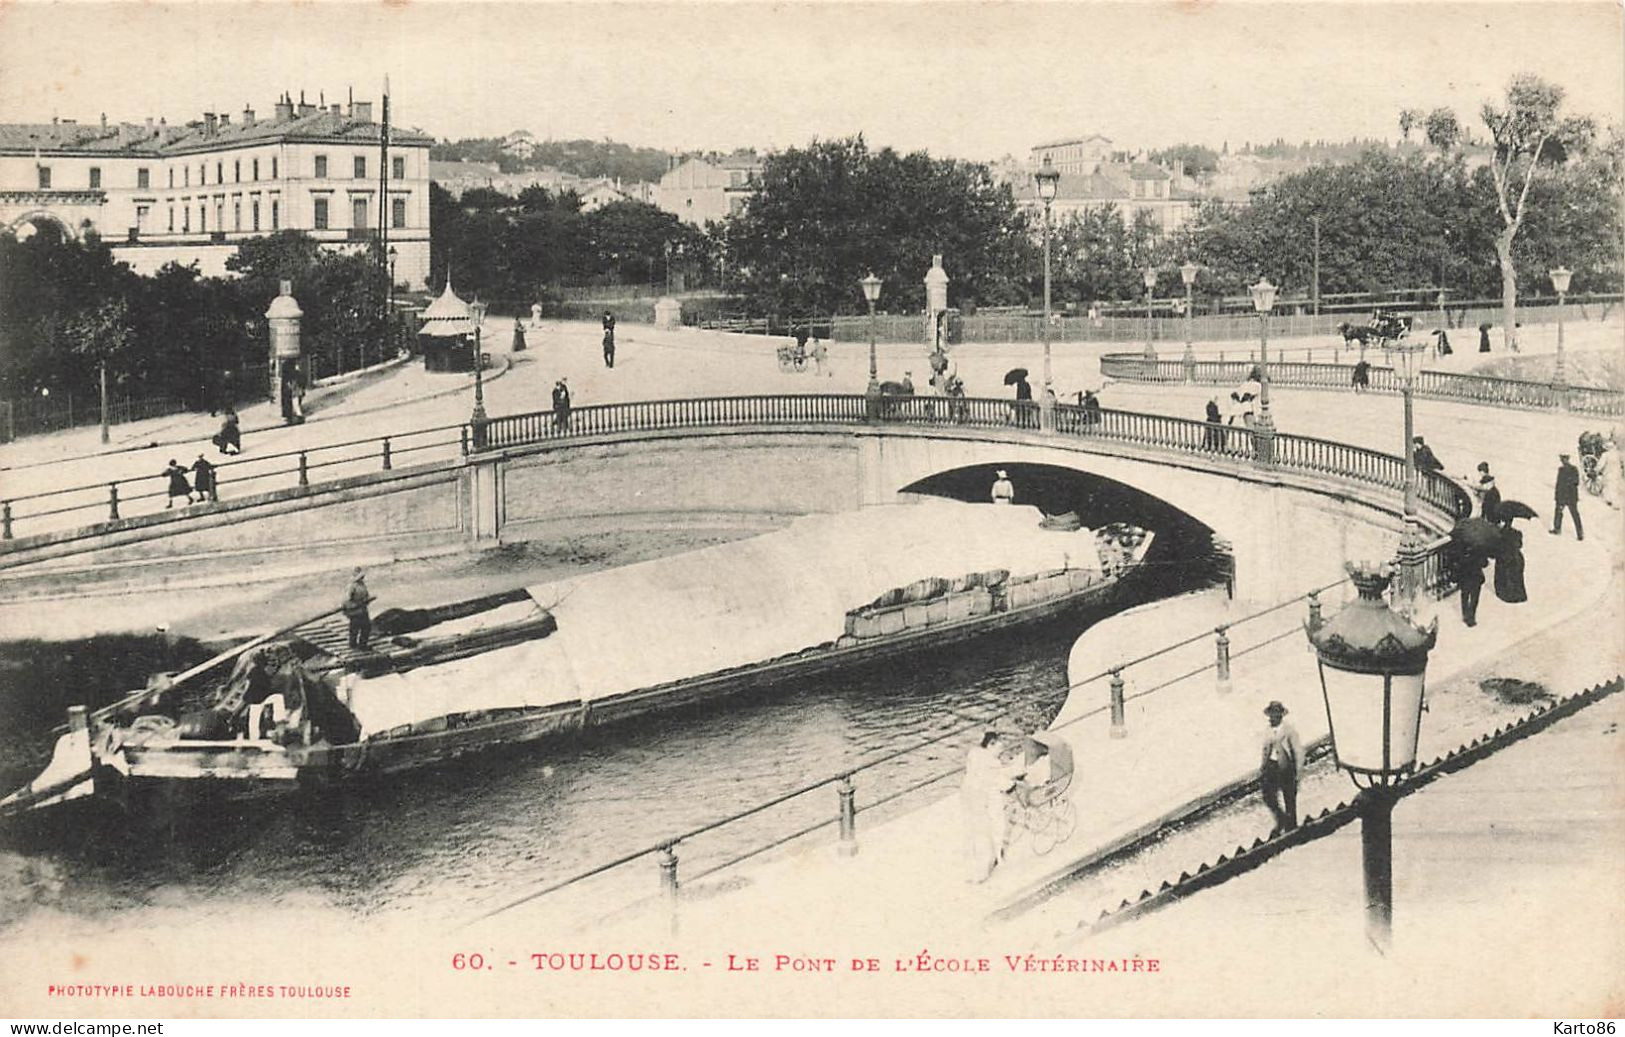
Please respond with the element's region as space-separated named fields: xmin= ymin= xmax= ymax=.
xmin=0 ymin=91 xmax=434 ymax=287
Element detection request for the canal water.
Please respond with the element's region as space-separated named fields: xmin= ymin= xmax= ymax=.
xmin=0 ymin=472 xmax=1224 ymax=933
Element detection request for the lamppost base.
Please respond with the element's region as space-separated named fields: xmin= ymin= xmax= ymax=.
xmin=865 ymin=381 xmax=883 ymax=422
xmin=1039 ymin=390 xmax=1056 ymax=431
xmin=1181 ymin=349 xmax=1196 ymax=384
xmin=1252 ymin=414 xmax=1276 ymax=465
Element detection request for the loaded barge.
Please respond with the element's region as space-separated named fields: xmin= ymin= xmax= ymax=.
xmin=2 ymin=502 xmax=1154 ymax=816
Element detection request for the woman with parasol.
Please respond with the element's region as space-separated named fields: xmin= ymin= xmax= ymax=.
xmin=1005 ymin=367 xmax=1035 ymax=428
xmin=1490 ymin=498 xmax=1539 ymax=605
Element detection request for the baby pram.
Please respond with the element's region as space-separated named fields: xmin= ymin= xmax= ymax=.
xmin=1004 ymin=734 xmax=1077 ymax=856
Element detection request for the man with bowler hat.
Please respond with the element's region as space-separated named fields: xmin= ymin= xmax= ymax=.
xmin=1259 ymin=700 xmax=1303 ymax=833
xmin=1551 ymin=452 xmax=1583 ymax=541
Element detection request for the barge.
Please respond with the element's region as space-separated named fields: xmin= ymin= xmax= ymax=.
xmin=1 ymin=502 xmax=1154 ymax=816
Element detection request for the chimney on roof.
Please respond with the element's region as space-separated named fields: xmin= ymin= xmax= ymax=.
xmin=298 ymin=91 xmax=315 ymax=117
xmin=275 ymin=95 xmax=294 ymax=121
xmin=352 ymin=100 xmax=372 ymax=122
xmin=219 ymin=112 xmax=231 ymax=128
xmin=100 ymin=112 xmax=107 ymax=130
xmin=203 ymin=112 xmax=217 ymax=136
xmin=116 ymin=123 xmax=129 ymax=146
xmin=243 ymin=106 xmax=255 ymax=127
xmin=330 ymin=104 xmax=342 ymax=117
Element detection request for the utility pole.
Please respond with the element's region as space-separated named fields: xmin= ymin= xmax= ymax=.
xmin=1311 ymin=214 xmax=1321 ymax=320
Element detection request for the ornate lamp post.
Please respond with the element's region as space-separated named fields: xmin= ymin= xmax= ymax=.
xmin=1034 ymin=156 xmax=1060 ymax=429
xmin=1142 ymin=267 xmax=1158 ymax=360
xmin=1305 ymin=564 xmax=1436 ymax=953
xmin=1248 ymin=277 xmax=1278 ymax=463
xmin=1180 ymin=261 xmax=1199 ymax=381
xmin=387 ymin=245 xmax=398 ymax=358
xmin=469 ymin=297 xmax=489 ymax=447
xmin=1383 ymin=334 xmax=1430 ymax=605
xmin=1549 ymin=266 xmax=1572 ymax=393
xmin=861 ymin=272 xmax=882 ymax=421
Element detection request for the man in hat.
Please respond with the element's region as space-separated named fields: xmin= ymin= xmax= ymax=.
xmin=991 ymin=469 xmax=1015 ymax=505
xmin=551 ymin=378 xmax=572 ymax=432
xmin=1411 ymin=436 xmax=1443 ymax=473
xmin=1259 ymin=700 xmax=1302 ymax=833
xmin=1551 ymin=452 xmax=1583 ymax=541
xmin=191 ymin=453 xmax=218 ymax=503
xmin=342 ymin=568 xmax=373 ymax=650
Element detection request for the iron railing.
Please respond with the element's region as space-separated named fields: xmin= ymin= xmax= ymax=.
xmin=4 ymin=395 xmax=1472 ymax=544
xmin=1100 ymin=353 xmax=1625 ymax=417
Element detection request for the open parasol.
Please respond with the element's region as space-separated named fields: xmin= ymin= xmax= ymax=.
xmin=1496 ymin=499 xmax=1540 ymax=523
xmin=1004 ymin=368 xmax=1030 ymax=386
xmin=1450 ymin=516 xmax=1501 ymax=556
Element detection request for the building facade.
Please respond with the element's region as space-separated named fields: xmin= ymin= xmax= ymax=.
xmin=0 ymin=92 xmax=434 ymax=287
xmin=1020 ymin=135 xmax=1199 ymax=235
xmin=654 ymin=154 xmax=761 ymax=226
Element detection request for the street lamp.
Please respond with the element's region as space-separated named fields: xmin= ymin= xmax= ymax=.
xmin=861 ymin=272 xmax=882 ymax=421
xmin=1549 ymin=266 xmax=1572 ymax=390
xmin=1034 ymin=156 xmax=1060 ymax=428
xmin=387 ymin=245 xmax=398 ymax=358
xmin=1305 ymin=562 xmax=1436 ymax=953
xmin=1142 ymin=267 xmax=1158 ymax=360
xmin=1179 ymin=261 xmax=1199 ymax=379
xmin=1383 ymin=333 xmax=1431 ymax=605
xmin=469 ymin=296 xmax=488 ymax=446
xmin=1248 ymin=277 xmax=1278 ymax=462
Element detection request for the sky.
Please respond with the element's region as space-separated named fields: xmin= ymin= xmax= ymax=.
xmin=1 ymin=1 xmax=1621 ymax=161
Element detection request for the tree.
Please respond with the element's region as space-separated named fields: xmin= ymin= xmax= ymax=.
xmin=1398 ymin=109 xmax=1423 ymax=143
xmin=1477 ymin=74 xmax=1595 ymax=350
xmin=1424 ymin=108 xmax=1462 ymax=152
xmin=724 ymin=137 xmax=1030 ymax=317
xmin=63 ymin=298 xmax=134 ymax=443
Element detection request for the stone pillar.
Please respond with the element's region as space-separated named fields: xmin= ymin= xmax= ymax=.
xmin=265 ymin=280 xmax=304 ymax=417
xmin=654 ymin=296 xmax=683 ymax=330
xmin=923 ymin=255 xmax=949 ymax=346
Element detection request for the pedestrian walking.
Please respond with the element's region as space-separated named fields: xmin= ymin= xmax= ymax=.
xmin=1351 ymin=359 xmax=1372 ymax=393
xmin=163 ymin=459 xmax=193 ymax=508
xmin=810 ymin=336 xmax=829 ymax=377
xmin=1259 ymin=700 xmax=1302 ymax=833
xmin=212 ymin=408 xmax=242 ymax=455
xmin=551 ymin=378 xmax=572 ymax=432
xmin=1013 ymin=374 xmax=1035 ymax=428
xmin=1551 ymin=452 xmax=1584 ymax=541
xmin=342 ymin=568 xmax=373 ymax=649
xmin=602 ymin=311 xmax=616 ymax=369
xmin=1493 ymin=523 xmax=1528 ymax=604
xmin=1479 ymin=323 xmax=1492 ymax=353
xmin=1412 ymin=436 xmax=1443 ymax=473
xmin=1451 ymin=543 xmax=1487 ymax=627
xmin=1204 ymin=398 xmax=1225 ymax=451
xmin=1081 ymin=389 xmax=1102 ymax=426
xmin=191 ymin=454 xmax=218 ymax=503
xmin=991 ymin=469 xmax=1015 ymax=505
xmin=1432 ymin=327 xmax=1452 ymax=357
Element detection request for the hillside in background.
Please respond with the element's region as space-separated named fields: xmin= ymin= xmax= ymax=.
xmin=431 ymin=136 xmax=671 ymax=184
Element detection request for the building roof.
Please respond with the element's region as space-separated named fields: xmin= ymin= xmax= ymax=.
xmin=1032 ymin=134 xmax=1113 ymax=150
xmin=0 ymin=106 xmax=433 ymax=158
xmin=430 ymin=160 xmax=500 ymax=179
xmin=1053 ymin=171 xmax=1128 ymax=202
xmin=418 ymin=278 xmax=473 ymax=335
xmin=1126 ymin=162 xmax=1171 ymax=180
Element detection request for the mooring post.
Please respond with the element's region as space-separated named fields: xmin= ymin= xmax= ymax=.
xmin=1 ymin=500 xmax=11 ymax=539
xmin=297 ymin=451 xmax=309 ymax=488
xmin=1215 ymin=625 xmax=1232 ymax=694
xmin=381 ymin=437 xmax=392 ymax=471
xmin=107 ymin=483 xmax=119 ymax=521
xmin=837 ymin=774 xmax=858 ymax=857
xmin=1109 ymin=668 xmax=1127 ymax=738
xmin=657 ymin=842 xmax=680 ymax=934
xmin=1308 ymin=591 xmax=1322 ymax=628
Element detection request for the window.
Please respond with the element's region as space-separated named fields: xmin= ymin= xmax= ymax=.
xmin=89 ymin=167 xmax=101 ymax=189
xmin=392 ymin=197 xmax=406 ymax=228
xmin=138 ymin=167 xmax=150 ymax=189
xmin=352 ymin=197 xmax=368 ymax=229
xmin=37 ymin=166 xmax=51 ymax=189
xmin=271 ymin=199 xmax=279 ymax=229
xmin=354 ymin=156 xmax=366 ymax=179
xmin=200 ymin=207 xmax=206 ymax=233
xmin=182 ymin=206 xmax=190 ymax=232
xmin=168 ymin=168 xmax=174 ymax=188
xmin=271 ymin=156 xmax=278 ymax=179
xmin=234 ymin=201 xmax=241 ymax=230
xmin=253 ymin=158 xmax=259 ymax=181
xmin=315 ymin=155 xmax=328 ymax=178
xmin=135 ymin=205 xmax=149 ymax=232
xmin=392 ymin=156 xmax=405 ymax=180
xmin=167 ymin=207 xmax=174 ymax=232
xmin=199 ymin=163 xmax=206 ymax=185
xmin=313 ymin=197 xmax=328 ymax=229
xmin=234 ymin=160 xmax=240 ymax=183
xmin=252 ymin=200 xmax=260 ymax=231
xmin=216 ymin=162 xmax=223 ymax=183
xmin=184 ymin=167 xmax=190 ymax=187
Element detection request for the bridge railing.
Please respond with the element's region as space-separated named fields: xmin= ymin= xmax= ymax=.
xmin=1100 ymin=353 xmax=1625 ymax=417
xmin=0 ymin=423 xmax=466 ymax=544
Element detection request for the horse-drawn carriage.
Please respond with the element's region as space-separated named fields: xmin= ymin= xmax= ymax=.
xmin=1336 ymin=308 xmax=1415 ymax=351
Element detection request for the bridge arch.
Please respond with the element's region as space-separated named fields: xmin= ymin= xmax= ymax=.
xmin=5 ymin=210 xmax=76 ymax=242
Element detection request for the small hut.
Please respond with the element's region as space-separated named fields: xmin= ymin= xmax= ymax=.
xmin=417 ymin=278 xmax=476 ymax=372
